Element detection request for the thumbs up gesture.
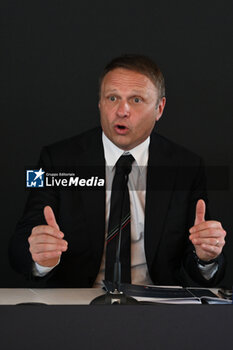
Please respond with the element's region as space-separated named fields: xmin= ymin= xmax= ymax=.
xmin=189 ymin=199 xmax=226 ymax=261
xmin=28 ymin=206 xmax=68 ymax=267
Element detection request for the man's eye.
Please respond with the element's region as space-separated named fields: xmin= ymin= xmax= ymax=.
xmin=133 ymin=97 xmax=142 ymax=103
xmin=109 ymin=96 xmax=116 ymax=102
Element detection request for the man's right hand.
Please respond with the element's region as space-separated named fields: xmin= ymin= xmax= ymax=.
xmin=28 ymin=206 xmax=68 ymax=267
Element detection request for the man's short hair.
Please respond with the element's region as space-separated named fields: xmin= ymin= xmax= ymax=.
xmin=99 ymin=54 xmax=165 ymax=100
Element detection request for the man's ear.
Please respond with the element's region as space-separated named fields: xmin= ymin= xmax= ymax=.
xmin=155 ymin=97 xmax=166 ymax=121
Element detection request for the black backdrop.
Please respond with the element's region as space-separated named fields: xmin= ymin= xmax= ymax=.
xmin=1 ymin=0 xmax=232 ymax=287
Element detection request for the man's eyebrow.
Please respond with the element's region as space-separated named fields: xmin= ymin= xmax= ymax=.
xmin=130 ymin=89 xmax=147 ymax=95
xmin=104 ymin=89 xmax=118 ymax=93
xmin=104 ymin=88 xmax=149 ymax=95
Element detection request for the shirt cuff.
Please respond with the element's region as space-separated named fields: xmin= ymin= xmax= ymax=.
xmin=32 ymin=259 xmax=60 ymax=277
xmin=197 ymin=262 xmax=218 ymax=280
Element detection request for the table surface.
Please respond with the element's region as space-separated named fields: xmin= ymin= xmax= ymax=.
xmin=0 ymin=288 xmax=106 ymax=304
xmin=0 ymin=287 xmax=220 ymax=305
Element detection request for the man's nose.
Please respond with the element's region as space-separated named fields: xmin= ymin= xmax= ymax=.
xmin=116 ymin=100 xmax=130 ymax=117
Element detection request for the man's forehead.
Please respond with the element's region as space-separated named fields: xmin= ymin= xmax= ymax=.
xmin=101 ymin=68 xmax=157 ymax=93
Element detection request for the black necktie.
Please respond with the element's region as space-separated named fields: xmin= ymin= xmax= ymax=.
xmin=105 ymin=154 xmax=134 ymax=283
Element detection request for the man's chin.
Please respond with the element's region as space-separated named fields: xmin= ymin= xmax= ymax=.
xmin=111 ymin=136 xmax=137 ymax=151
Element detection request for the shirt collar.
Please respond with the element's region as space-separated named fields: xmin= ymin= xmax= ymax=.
xmin=102 ymin=132 xmax=150 ymax=170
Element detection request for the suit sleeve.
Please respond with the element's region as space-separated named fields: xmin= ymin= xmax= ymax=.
xmin=180 ymin=159 xmax=226 ymax=287
xmin=9 ymin=146 xmax=60 ymax=279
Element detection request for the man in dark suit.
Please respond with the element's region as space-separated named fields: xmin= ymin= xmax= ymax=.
xmin=9 ymin=54 xmax=226 ymax=287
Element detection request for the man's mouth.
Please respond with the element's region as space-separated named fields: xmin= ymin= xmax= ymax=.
xmin=114 ymin=124 xmax=129 ymax=134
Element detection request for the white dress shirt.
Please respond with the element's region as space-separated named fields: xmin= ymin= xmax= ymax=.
xmin=93 ymin=132 xmax=153 ymax=287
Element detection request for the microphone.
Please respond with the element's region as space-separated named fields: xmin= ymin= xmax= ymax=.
xmin=90 ymin=160 xmax=138 ymax=305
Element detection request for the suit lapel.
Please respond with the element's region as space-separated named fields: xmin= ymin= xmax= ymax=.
xmin=144 ymin=133 xmax=177 ymax=269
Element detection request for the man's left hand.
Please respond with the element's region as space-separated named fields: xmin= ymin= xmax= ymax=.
xmin=189 ymin=199 xmax=226 ymax=261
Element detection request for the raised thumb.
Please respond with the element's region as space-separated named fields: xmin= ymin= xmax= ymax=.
xmin=194 ymin=199 xmax=206 ymax=226
xmin=44 ymin=206 xmax=60 ymax=231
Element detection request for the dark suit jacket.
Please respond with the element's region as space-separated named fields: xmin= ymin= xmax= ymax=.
xmin=9 ymin=127 xmax=225 ymax=287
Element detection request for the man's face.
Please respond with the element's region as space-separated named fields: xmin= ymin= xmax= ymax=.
xmin=99 ymin=68 xmax=166 ymax=150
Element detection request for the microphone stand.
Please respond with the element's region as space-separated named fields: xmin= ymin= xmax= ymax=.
xmin=90 ymin=173 xmax=138 ymax=305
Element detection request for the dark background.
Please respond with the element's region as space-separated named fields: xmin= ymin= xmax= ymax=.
xmin=1 ymin=0 xmax=232 ymax=287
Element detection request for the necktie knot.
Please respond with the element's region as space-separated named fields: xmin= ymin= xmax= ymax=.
xmin=115 ymin=154 xmax=134 ymax=176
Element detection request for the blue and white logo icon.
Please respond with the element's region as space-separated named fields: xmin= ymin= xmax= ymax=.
xmin=26 ymin=168 xmax=45 ymax=187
